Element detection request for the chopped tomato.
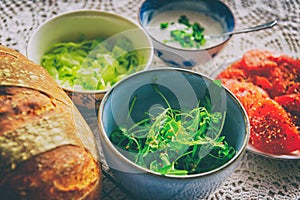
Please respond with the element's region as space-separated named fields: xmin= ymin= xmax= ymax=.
xmin=249 ymin=98 xmax=300 ymax=154
xmin=222 ymin=79 xmax=269 ymax=114
xmin=216 ymin=67 xmax=246 ymax=81
xmin=287 ymin=82 xmax=300 ymax=94
xmin=275 ymin=93 xmax=300 ymax=108
xmin=240 ymin=50 xmax=277 ymax=72
xmin=277 ymin=62 xmax=299 ymax=82
xmin=270 ymin=53 xmax=300 ymax=75
xmin=293 ymin=59 xmax=300 ymax=76
xmin=254 ymin=76 xmax=273 ymax=90
xmin=267 ymin=67 xmax=287 ymax=97
xmin=217 ymin=49 xmax=300 ymax=155
xmin=274 ymin=93 xmax=300 ymax=126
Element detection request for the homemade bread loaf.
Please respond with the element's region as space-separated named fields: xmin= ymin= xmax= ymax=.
xmin=0 ymin=45 xmax=101 ymax=199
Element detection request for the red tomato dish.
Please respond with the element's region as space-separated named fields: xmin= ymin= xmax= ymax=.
xmin=217 ymin=49 xmax=300 ymax=155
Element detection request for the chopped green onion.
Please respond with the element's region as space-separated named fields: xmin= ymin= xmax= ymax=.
xmin=160 ymin=22 xmax=169 ymax=29
xmin=161 ymin=15 xmax=207 ymax=49
xmin=178 ymin=15 xmax=191 ymax=27
xmin=41 ymin=36 xmax=143 ymax=90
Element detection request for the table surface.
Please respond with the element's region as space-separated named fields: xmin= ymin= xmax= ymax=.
xmin=1 ymin=0 xmax=299 ymax=199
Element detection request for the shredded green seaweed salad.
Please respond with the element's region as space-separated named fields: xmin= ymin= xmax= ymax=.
xmin=110 ymin=84 xmax=235 ymax=175
xmin=41 ymin=36 xmax=144 ymax=90
xmin=161 ymin=15 xmax=206 ymax=49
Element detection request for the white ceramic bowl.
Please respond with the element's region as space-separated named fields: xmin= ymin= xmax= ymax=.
xmin=138 ymin=0 xmax=235 ymax=68
xmin=27 ymin=10 xmax=154 ymax=116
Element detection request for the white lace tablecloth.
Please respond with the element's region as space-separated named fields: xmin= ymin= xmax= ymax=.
xmin=1 ymin=0 xmax=299 ymax=199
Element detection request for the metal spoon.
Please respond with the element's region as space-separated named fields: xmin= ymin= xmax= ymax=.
xmin=205 ymin=20 xmax=277 ymax=39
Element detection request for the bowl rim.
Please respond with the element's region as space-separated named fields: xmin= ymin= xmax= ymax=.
xmin=26 ymin=9 xmax=154 ymax=94
xmin=98 ymin=67 xmax=250 ymax=179
xmin=137 ymin=0 xmax=236 ymax=52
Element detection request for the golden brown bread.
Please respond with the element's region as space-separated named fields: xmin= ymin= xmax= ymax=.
xmin=0 ymin=45 xmax=101 ymax=199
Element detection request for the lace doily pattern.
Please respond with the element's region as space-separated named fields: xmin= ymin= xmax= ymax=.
xmin=0 ymin=1 xmax=299 ymax=199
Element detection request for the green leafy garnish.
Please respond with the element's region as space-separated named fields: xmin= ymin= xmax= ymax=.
xmin=110 ymin=85 xmax=235 ymax=175
xmin=160 ymin=15 xmax=206 ymax=49
xmin=41 ymin=36 xmax=144 ymax=90
xmin=213 ymin=79 xmax=222 ymax=87
xmin=160 ymin=22 xmax=169 ymax=29
xmin=178 ymin=15 xmax=191 ymax=27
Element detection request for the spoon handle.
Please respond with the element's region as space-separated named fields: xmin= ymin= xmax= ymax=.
xmin=223 ymin=20 xmax=278 ymax=37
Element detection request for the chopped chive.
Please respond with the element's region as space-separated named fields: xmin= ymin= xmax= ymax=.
xmin=160 ymin=15 xmax=207 ymax=49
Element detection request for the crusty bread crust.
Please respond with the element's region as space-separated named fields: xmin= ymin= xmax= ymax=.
xmin=0 ymin=145 xmax=101 ymax=200
xmin=0 ymin=45 xmax=101 ymax=199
